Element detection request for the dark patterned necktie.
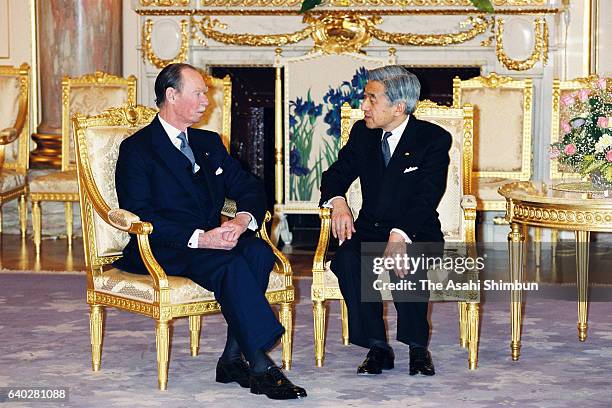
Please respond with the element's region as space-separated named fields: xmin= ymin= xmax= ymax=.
xmin=382 ymin=131 xmax=393 ymax=167
xmin=177 ymin=132 xmax=196 ymax=173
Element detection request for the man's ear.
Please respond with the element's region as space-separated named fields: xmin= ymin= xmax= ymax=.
xmin=165 ymin=87 xmax=176 ymax=103
xmin=394 ymin=101 xmax=407 ymax=116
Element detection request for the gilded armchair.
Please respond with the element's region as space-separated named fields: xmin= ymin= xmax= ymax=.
xmin=0 ymin=63 xmax=29 ymax=237
xmin=73 ymin=105 xmax=294 ymax=390
xmin=312 ymin=101 xmax=480 ymax=369
xmin=193 ymin=74 xmax=232 ymax=151
xmin=453 ymin=73 xmax=533 ymax=212
xmin=29 ymin=72 xmax=136 ymax=254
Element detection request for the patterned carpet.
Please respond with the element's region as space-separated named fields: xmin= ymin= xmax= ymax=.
xmin=1 ymin=273 xmax=611 ymax=407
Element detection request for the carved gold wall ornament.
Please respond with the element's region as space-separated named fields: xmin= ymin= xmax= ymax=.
xmin=495 ymin=17 xmax=549 ymax=71
xmin=194 ymin=17 xmax=313 ymax=46
xmin=140 ymin=0 xmax=191 ymax=6
xmin=304 ymin=13 xmax=381 ymax=53
xmin=196 ymin=0 xmax=546 ymax=7
xmin=190 ymin=16 xmax=227 ymax=46
xmin=142 ymin=19 xmax=190 ymax=68
xmin=369 ymin=15 xmax=490 ymax=46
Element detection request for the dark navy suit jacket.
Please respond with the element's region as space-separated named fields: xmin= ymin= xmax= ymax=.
xmin=320 ymin=117 xmax=451 ymax=242
xmin=113 ymin=115 xmax=266 ymax=276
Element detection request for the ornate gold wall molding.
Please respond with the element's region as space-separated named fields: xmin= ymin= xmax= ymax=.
xmin=194 ymin=19 xmax=313 ymax=47
xmin=140 ymin=0 xmax=191 ymax=5
xmin=194 ymin=0 xmax=546 ymax=7
xmin=142 ymin=19 xmax=190 ymax=68
xmin=304 ymin=13 xmax=381 ymax=53
xmin=495 ymin=17 xmax=548 ymax=71
xmin=369 ymin=15 xmax=490 ymax=46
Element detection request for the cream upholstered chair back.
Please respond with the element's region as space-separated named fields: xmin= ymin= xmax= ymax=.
xmin=339 ymin=101 xmax=475 ymax=242
xmin=550 ymin=75 xmax=612 ymax=180
xmin=73 ymin=105 xmax=158 ymax=268
xmin=453 ymin=73 xmax=532 ymax=181
xmin=193 ymin=74 xmax=232 ymax=151
xmin=0 ymin=64 xmax=29 ymax=172
xmin=63 ymin=72 xmax=137 ymax=171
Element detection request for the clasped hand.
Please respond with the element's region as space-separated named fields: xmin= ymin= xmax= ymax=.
xmin=198 ymin=213 xmax=251 ymax=250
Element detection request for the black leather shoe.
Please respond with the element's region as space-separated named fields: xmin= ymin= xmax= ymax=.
xmin=357 ymin=346 xmax=395 ymax=375
xmin=250 ymin=366 xmax=307 ymax=400
xmin=216 ymin=357 xmax=250 ymax=388
xmin=409 ymin=348 xmax=435 ymax=376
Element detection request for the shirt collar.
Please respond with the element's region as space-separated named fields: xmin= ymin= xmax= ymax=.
xmin=381 ymin=115 xmax=410 ymax=140
xmin=158 ymin=114 xmax=187 ymax=141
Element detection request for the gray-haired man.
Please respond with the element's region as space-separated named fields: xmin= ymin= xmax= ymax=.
xmin=320 ymin=65 xmax=451 ymax=376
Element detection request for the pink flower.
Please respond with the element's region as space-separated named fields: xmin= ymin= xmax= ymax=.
xmin=597 ymin=77 xmax=606 ymax=89
xmin=564 ymin=144 xmax=577 ymax=155
xmin=549 ymin=146 xmax=560 ymax=159
xmin=597 ymin=116 xmax=609 ymax=128
xmin=561 ymin=121 xmax=571 ymax=133
xmin=578 ymin=89 xmax=590 ymax=101
xmin=561 ymin=94 xmax=575 ymax=106
xmin=607 ymin=150 xmax=612 ymax=162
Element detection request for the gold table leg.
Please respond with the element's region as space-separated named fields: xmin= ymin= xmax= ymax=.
xmin=508 ymin=222 xmax=524 ymax=361
xmin=534 ymin=227 xmax=542 ymax=269
xmin=575 ymin=230 xmax=590 ymax=342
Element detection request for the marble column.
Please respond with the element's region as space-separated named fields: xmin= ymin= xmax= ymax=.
xmin=31 ymin=0 xmax=122 ymax=168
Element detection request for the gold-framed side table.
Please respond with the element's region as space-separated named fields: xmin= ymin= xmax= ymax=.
xmin=498 ymin=180 xmax=612 ymax=361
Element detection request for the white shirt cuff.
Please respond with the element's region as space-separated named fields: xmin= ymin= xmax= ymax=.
xmin=188 ymin=229 xmax=205 ymax=248
xmin=236 ymin=211 xmax=258 ymax=231
xmin=391 ymin=228 xmax=412 ymax=244
xmin=322 ymin=196 xmax=346 ymax=208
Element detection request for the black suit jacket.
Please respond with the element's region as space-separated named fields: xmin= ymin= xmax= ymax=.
xmin=320 ymin=117 xmax=452 ymax=242
xmin=113 ymin=115 xmax=266 ymax=276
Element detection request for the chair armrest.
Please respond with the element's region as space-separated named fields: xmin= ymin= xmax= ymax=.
xmin=312 ymin=207 xmax=332 ymax=273
xmin=0 ymin=127 xmax=18 ymax=145
xmin=258 ymin=211 xmax=293 ymax=280
xmin=106 ymin=208 xmax=168 ymax=289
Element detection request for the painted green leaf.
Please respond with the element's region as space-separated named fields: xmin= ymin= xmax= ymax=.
xmin=300 ymin=0 xmax=322 ymax=13
xmin=469 ymin=0 xmax=495 ymax=13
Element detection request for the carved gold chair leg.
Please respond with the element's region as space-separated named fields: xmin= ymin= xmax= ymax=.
xmin=188 ymin=315 xmax=201 ymax=357
xmin=340 ymin=299 xmax=349 ymax=346
xmin=467 ymin=302 xmax=479 ymax=370
xmin=156 ymin=319 xmax=170 ymax=391
xmin=32 ymin=200 xmax=42 ymax=255
xmin=65 ymin=202 xmax=73 ymax=249
xmin=279 ymin=302 xmax=293 ymax=370
xmin=18 ymin=194 xmax=27 ymax=239
xmin=89 ymin=304 xmax=104 ymax=372
xmin=458 ymin=301 xmax=468 ymax=348
xmin=313 ymin=300 xmax=326 ymax=367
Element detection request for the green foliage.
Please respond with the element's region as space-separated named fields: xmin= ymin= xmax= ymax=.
xmin=300 ymin=0 xmax=493 ymax=13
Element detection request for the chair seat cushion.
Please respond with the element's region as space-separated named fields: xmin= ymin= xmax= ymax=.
xmin=0 ymin=169 xmax=25 ymax=193
xmin=94 ymin=267 xmax=287 ymax=304
xmin=29 ymin=169 xmax=78 ymax=194
xmin=473 ymin=177 xmax=521 ymax=202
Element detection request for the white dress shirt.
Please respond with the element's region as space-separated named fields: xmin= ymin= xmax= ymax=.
xmin=158 ymin=115 xmax=257 ymax=248
xmin=326 ymin=115 xmax=412 ymax=243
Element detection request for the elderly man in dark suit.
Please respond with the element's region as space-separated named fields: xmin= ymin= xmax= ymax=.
xmin=320 ymin=65 xmax=451 ymax=376
xmin=114 ymin=63 xmax=306 ymax=399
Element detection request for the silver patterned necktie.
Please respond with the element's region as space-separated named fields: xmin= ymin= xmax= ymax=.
xmin=382 ymin=131 xmax=393 ymax=167
xmin=177 ymin=131 xmax=196 ymax=173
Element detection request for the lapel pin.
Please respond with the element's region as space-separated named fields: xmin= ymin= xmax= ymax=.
xmin=404 ymin=152 xmax=410 ymax=156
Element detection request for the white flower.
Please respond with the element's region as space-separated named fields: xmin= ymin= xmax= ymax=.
xmin=595 ymin=134 xmax=612 ymax=153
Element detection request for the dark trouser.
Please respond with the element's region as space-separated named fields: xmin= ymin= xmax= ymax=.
xmin=180 ymin=236 xmax=283 ymax=357
xmin=330 ymin=232 xmax=432 ymax=349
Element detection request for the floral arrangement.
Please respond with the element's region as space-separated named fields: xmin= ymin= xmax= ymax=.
xmin=289 ymin=90 xmax=323 ymax=201
xmin=549 ymin=76 xmax=612 ymax=187
xmin=300 ymin=0 xmax=494 ymax=13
